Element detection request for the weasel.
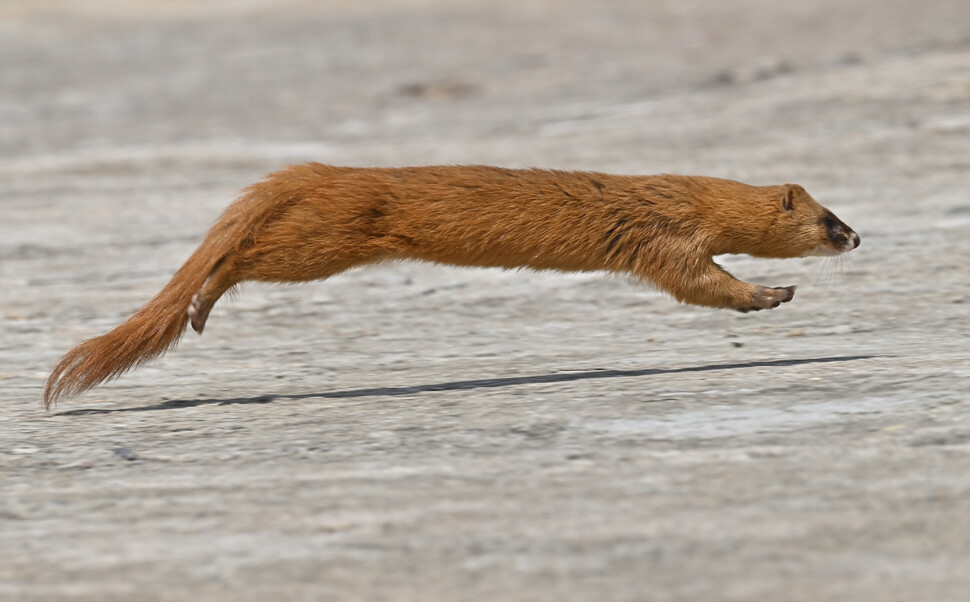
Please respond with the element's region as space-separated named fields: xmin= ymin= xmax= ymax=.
xmin=43 ymin=164 xmax=860 ymax=408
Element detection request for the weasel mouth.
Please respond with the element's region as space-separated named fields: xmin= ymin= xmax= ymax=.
xmin=804 ymin=232 xmax=860 ymax=257
xmin=804 ymin=245 xmax=841 ymax=257
xmin=824 ymin=229 xmax=860 ymax=255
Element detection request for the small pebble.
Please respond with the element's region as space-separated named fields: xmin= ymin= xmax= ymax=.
xmin=112 ymin=447 xmax=138 ymax=461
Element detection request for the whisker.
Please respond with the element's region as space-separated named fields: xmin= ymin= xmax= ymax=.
xmin=811 ymin=256 xmax=845 ymax=288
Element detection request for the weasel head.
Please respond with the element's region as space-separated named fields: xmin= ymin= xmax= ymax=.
xmin=779 ymin=184 xmax=860 ymax=257
xmin=740 ymin=183 xmax=860 ymax=258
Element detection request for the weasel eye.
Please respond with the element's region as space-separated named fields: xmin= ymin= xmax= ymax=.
xmin=822 ymin=215 xmax=838 ymax=231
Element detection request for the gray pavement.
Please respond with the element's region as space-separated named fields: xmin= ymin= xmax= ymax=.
xmin=2 ymin=1 xmax=970 ymax=600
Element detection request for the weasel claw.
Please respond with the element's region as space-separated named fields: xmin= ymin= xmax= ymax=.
xmin=775 ymin=285 xmax=797 ymax=303
xmin=738 ymin=285 xmax=797 ymax=313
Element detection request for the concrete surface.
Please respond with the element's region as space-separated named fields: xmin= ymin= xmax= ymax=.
xmin=2 ymin=1 xmax=970 ymax=600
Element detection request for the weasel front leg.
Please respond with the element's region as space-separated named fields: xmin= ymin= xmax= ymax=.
xmin=650 ymin=257 xmax=796 ymax=312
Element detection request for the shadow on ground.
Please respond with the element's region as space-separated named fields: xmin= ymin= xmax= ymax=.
xmin=53 ymin=355 xmax=878 ymax=416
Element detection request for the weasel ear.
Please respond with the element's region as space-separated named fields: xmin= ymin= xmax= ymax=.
xmin=782 ymin=184 xmax=802 ymax=213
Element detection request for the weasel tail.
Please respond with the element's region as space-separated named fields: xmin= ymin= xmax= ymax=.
xmin=44 ymin=164 xmax=860 ymax=408
xmin=43 ymin=164 xmax=320 ymax=408
xmin=43 ymin=244 xmax=209 ymax=408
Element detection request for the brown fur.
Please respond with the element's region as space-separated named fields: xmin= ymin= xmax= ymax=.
xmin=44 ymin=164 xmax=859 ymax=408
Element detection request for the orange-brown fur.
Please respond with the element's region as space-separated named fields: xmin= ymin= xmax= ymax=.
xmin=44 ymin=164 xmax=859 ymax=408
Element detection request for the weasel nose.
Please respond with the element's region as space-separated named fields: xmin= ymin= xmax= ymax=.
xmin=851 ymin=233 xmax=861 ymax=248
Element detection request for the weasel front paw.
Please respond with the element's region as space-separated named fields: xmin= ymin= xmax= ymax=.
xmin=737 ymin=285 xmax=796 ymax=313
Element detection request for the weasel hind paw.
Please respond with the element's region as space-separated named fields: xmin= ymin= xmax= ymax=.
xmin=737 ymin=285 xmax=796 ymax=313
xmin=188 ymin=291 xmax=210 ymax=334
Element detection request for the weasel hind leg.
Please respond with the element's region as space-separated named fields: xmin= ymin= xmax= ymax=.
xmin=187 ymin=241 xmax=390 ymax=334
xmin=188 ymin=257 xmax=238 ymax=334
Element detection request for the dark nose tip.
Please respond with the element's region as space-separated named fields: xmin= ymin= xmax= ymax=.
xmin=852 ymin=233 xmax=861 ymax=248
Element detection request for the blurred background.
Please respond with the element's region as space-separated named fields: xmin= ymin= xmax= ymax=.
xmin=4 ymin=0 xmax=969 ymax=171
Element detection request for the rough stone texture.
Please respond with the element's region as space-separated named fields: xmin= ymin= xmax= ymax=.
xmin=2 ymin=1 xmax=970 ymax=600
